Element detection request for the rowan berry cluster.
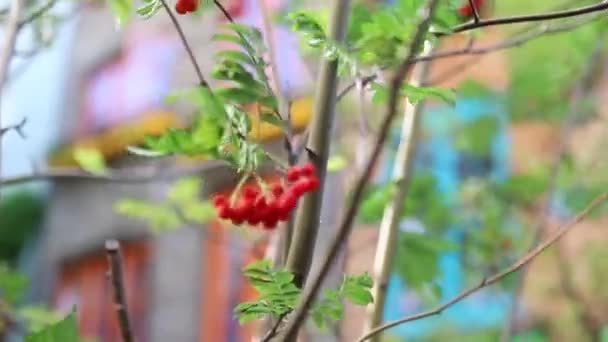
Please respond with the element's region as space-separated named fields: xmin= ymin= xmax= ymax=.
xmin=175 ymin=0 xmax=198 ymax=14
xmin=212 ymin=163 xmax=320 ymax=230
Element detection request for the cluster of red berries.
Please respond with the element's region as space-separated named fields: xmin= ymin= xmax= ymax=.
xmin=175 ymin=0 xmax=198 ymax=14
xmin=458 ymin=0 xmax=484 ymax=17
xmin=212 ymin=163 xmax=320 ymax=230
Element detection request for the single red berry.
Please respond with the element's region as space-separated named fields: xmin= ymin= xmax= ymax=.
xmin=242 ymin=185 xmax=259 ymax=199
xmin=262 ymin=214 xmax=279 ymax=230
xmin=305 ymin=176 xmax=320 ymax=192
xmin=278 ymin=192 xmax=297 ymax=213
xmin=246 ymin=210 xmax=263 ymax=226
xmin=175 ymin=0 xmax=189 ymax=14
xmin=212 ymin=194 xmax=228 ymax=207
xmin=289 ymin=180 xmax=309 ymax=197
xmin=235 ymin=197 xmax=254 ymax=219
xmin=286 ymin=166 xmax=302 ymax=182
xmin=458 ymin=4 xmax=472 ymax=17
xmin=300 ymin=162 xmax=316 ymax=177
xmin=216 ymin=205 xmax=232 ymax=219
xmin=231 ymin=216 xmax=245 ymax=225
xmin=184 ymin=0 xmax=198 ymax=12
xmin=270 ymin=183 xmax=284 ymax=197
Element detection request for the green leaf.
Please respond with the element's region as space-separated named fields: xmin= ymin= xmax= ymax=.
xmin=394 ymin=232 xmax=456 ymax=289
xmin=135 ymin=0 xmax=160 ymax=19
xmin=259 ymin=113 xmax=285 ymax=128
xmin=402 ymin=84 xmax=456 ymax=105
xmin=167 ymin=178 xmax=201 ymax=204
xmin=106 ymin=0 xmax=132 ymax=26
xmin=0 ymin=263 xmax=28 ymax=305
xmin=216 ymin=87 xmax=261 ymax=105
xmin=24 ymin=308 xmax=79 ymax=342
xmin=342 ymin=273 xmax=374 ymax=305
xmin=212 ymin=33 xmax=243 ymax=45
xmin=216 ymin=50 xmax=255 ymax=66
xmin=114 ymin=199 xmax=181 ymax=232
xmin=18 ymin=305 xmax=63 ymax=333
xmin=73 ymin=148 xmax=107 ymax=175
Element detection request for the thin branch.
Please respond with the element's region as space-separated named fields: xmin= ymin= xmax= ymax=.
xmin=448 ymin=1 xmax=608 ymax=35
xmin=358 ymin=191 xmax=608 ymax=342
xmin=105 ymin=240 xmax=135 ymax=342
xmin=16 ymin=0 xmax=56 ymax=30
xmin=0 ymin=117 xmax=26 ymax=139
xmin=213 ymin=0 xmax=234 ymax=22
xmin=0 ymin=161 xmax=226 ymax=187
xmin=278 ymin=1 xmax=440 ymax=339
xmin=362 ymin=44 xmax=433 ymax=342
xmin=500 ymin=34 xmax=608 ymax=341
xmin=0 ymin=0 xmax=24 ymax=202
xmin=260 ymin=312 xmax=288 ymax=342
xmin=159 ymin=0 xmax=209 ymax=88
xmin=467 ymin=0 xmax=481 ymax=23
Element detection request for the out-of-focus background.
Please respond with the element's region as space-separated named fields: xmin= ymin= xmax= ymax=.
xmin=1 ymin=0 xmax=608 ymax=341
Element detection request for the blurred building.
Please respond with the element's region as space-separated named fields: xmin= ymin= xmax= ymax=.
xmin=21 ymin=0 xmax=343 ymax=341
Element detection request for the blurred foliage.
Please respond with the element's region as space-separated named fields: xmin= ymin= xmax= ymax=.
xmin=115 ymin=177 xmax=214 ymax=232
xmin=0 ymin=191 xmax=44 ymax=263
xmin=495 ymin=0 xmax=608 ymax=122
xmin=24 ymin=308 xmax=80 ymax=342
xmin=0 ymin=265 xmax=64 ymax=338
xmin=234 ymin=259 xmax=373 ymax=329
xmin=453 ymin=116 xmax=499 ymax=158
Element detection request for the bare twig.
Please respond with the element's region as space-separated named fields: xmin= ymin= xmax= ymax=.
xmin=358 ymin=191 xmax=608 ymax=342
xmin=0 ymin=117 xmax=26 ymax=139
xmin=260 ymin=312 xmax=288 ymax=342
xmin=160 ymin=0 xmax=209 ymax=88
xmin=278 ymin=1 xmax=440 ymax=339
xmin=213 ymin=0 xmax=234 ymax=22
xmin=448 ymin=1 xmax=608 ymax=35
xmin=17 ymin=0 xmax=56 ymax=29
xmin=499 ymin=34 xmax=607 ymax=341
xmin=105 ymin=240 xmax=135 ymax=342
xmin=362 ymin=44 xmax=433 ymax=342
xmin=467 ymin=0 xmax=481 ymax=23
xmin=0 ymin=161 xmax=226 ymax=187
xmin=0 ymin=0 xmax=24 ymax=202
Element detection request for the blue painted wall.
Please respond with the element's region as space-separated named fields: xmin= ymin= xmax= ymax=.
xmin=378 ymin=95 xmax=511 ymax=339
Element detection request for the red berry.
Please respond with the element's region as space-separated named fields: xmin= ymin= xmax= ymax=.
xmin=242 ymin=185 xmax=259 ymax=199
xmin=270 ymin=183 xmax=284 ymax=197
xmin=289 ymin=180 xmax=309 ymax=197
xmin=246 ymin=211 xmax=262 ymax=226
xmin=184 ymin=0 xmax=198 ymax=11
xmin=262 ymin=214 xmax=279 ymax=230
xmin=216 ymin=205 xmax=232 ymax=219
xmin=212 ymin=194 xmax=228 ymax=207
xmin=305 ymin=177 xmax=320 ymax=192
xmin=254 ymin=196 xmax=268 ymax=210
xmin=235 ymin=197 xmax=254 ymax=219
xmin=278 ymin=193 xmax=297 ymax=213
xmin=300 ymin=162 xmax=316 ymax=177
xmin=231 ymin=216 xmax=244 ymax=225
xmin=286 ymin=166 xmax=302 ymax=182
xmin=175 ymin=0 xmax=189 ymax=14
xmin=262 ymin=219 xmax=278 ymax=230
